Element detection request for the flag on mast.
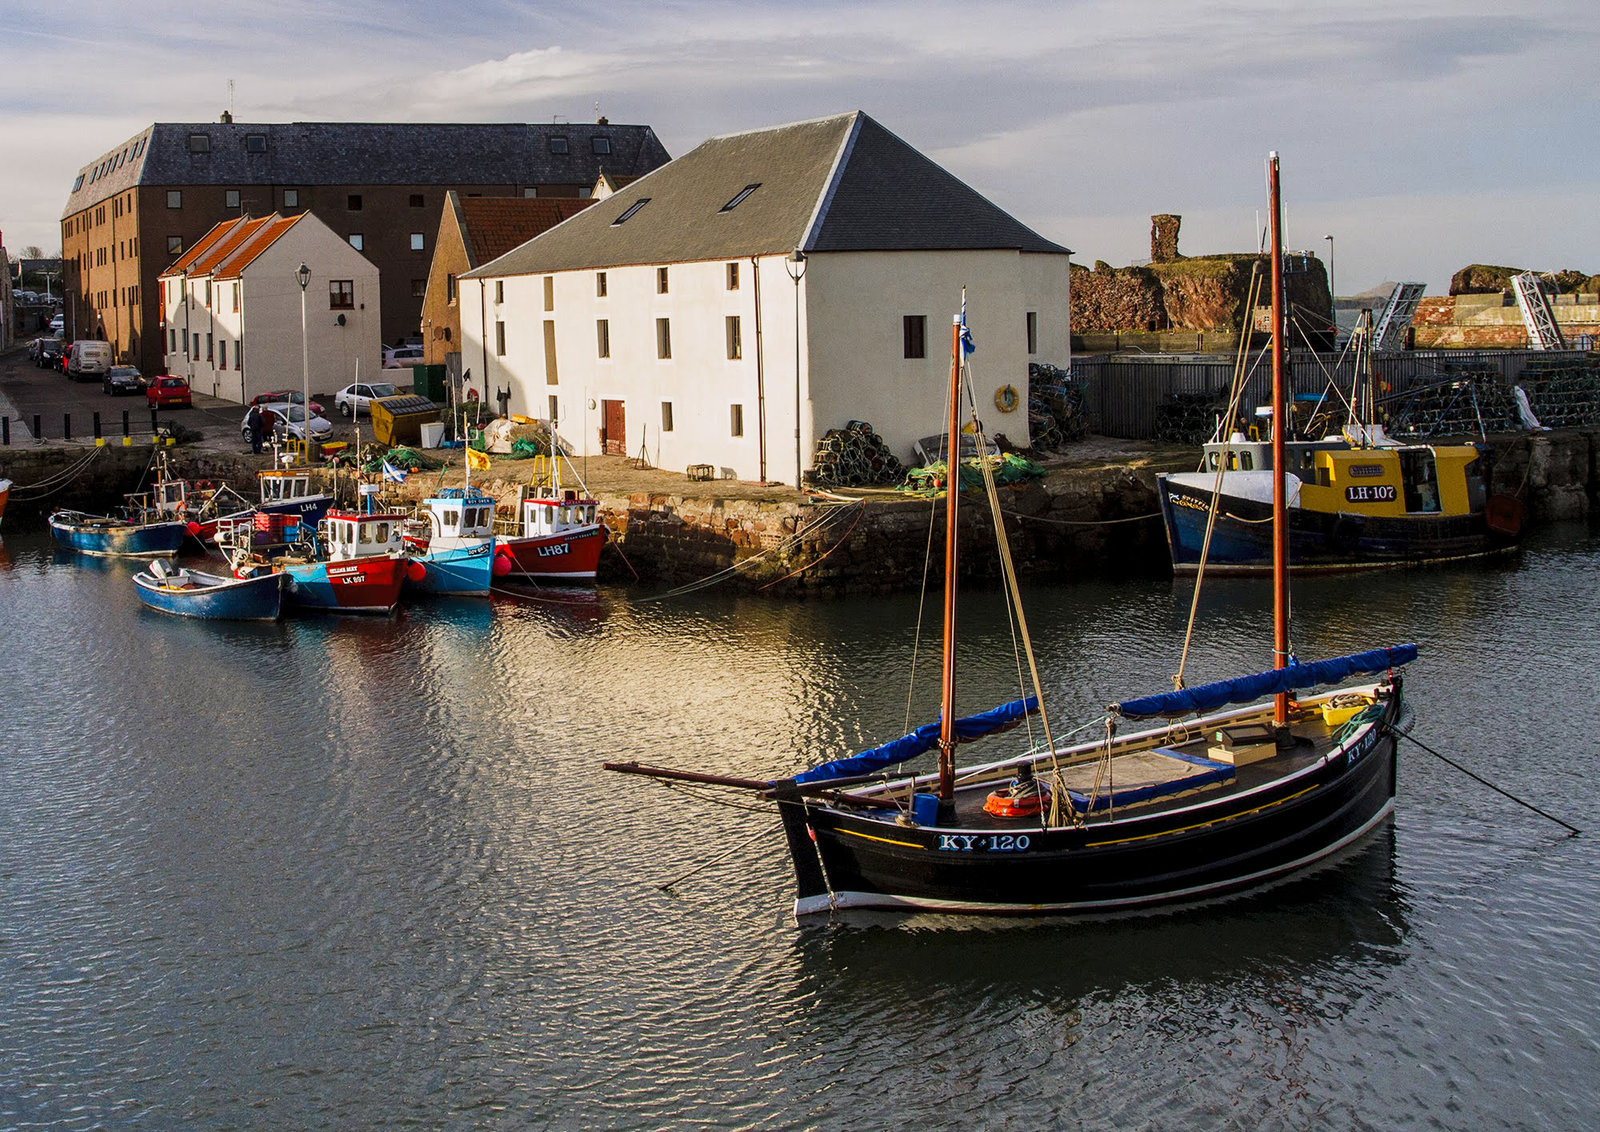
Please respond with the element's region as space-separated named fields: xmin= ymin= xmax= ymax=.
xmin=959 ymin=291 xmax=976 ymax=355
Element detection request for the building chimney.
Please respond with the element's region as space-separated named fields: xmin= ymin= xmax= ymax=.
xmin=1151 ymin=214 xmax=1181 ymax=263
xmin=596 ymin=114 xmax=609 ymax=126
xmin=221 ymin=110 xmax=233 ymax=124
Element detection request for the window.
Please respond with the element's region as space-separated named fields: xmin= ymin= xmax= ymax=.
xmin=204 ymin=280 xmax=212 ymax=308
xmin=206 ymin=333 xmax=213 ymax=361
xmin=329 ymin=280 xmax=354 ymax=309
xmin=218 ymin=340 xmax=226 ymax=368
xmin=596 ymin=319 xmax=610 ymax=358
xmin=730 ymin=404 xmax=745 ymax=437
xmin=193 ymin=334 xmax=200 ymax=357
xmin=595 ymin=272 xmax=607 ymax=297
xmin=720 ymin=183 xmax=762 ymax=212
xmin=169 ymin=328 xmax=176 ymax=352
xmin=347 ymin=193 xmax=363 ymax=211
xmin=523 ymin=187 xmax=539 ymax=198
xmin=167 ymin=235 xmax=182 ymax=255
xmin=410 ymin=232 xmax=425 ymax=251
xmin=246 ymin=133 xmax=267 ymax=153
xmin=188 ymin=133 xmax=210 ymax=153
xmin=657 ymin=267 xmax=669 ymax=294
xmin=612 ymin=198 xmax=650 ymax=225
xmin=592 ymin=136 xmax=611 ymax=155
xmin=409 ymin=193 xmax=425 ymax=208
xmin=348 ymin=234 xmax=363 ymax=251
xmin=236 ymin=339 xmax=243 ymax=369
xmin=233 ymin=282 xmax=240 ymax=312
xmin=166 ymin=190 xmax=182 ymax=209
xmin=726 ymin=315 xmax=742 ymax=360
xmin=903 ymin=315 xmax=927 ymax=359
xmin=543 ymin=320 xmax=558 ymax=384
xmin=549 ymin=136 xmax=569 ymax=154
xmin=226 ymin=189 xmax=240 ymax=209
xmin=543 ymin=276 xmax=554 ymax=311
xmin=661 ymin=402 xmax=674 ymax=432
xmin=577 ymin=187 xmax=592 ymax=199
xmin=446 ymin=273 xmax=457 ymax=303
xmin=283 ymin=189 xmax=299 ymax=208
xmin=495 ymin=321 xmax=506 ymax=356
xmin=1026 ymin=311 xmax=1038 ymax=354
xmin=411 ymin=279 xmax=426 ymax=297
xmin=549 ymin=395 xmax=559 ymax=422
xmin=726 ymin=262 xmax=740 ymax=290
xmin=656 ymin=318 xmax=671 ymax=359
xmin=495 ymin=280 xmax=504 ymax=304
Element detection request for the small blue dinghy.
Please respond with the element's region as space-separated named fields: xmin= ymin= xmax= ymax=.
xmin=132 ymin=560 xmax=284 ymax=621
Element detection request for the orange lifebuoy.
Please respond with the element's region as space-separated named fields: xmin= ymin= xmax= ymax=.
xmin=994 ymin=384 xmax=1020 ymax=413
xmin=467 ymin=387 xmax=479 ymax=401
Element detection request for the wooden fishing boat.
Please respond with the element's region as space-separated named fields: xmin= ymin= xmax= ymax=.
xmin=228 ymin=509 xmax=417 ymax=614
xmin=0 ymin=476 xmax=10 ymax=528
xmin=402 ymin=487 xmax=506 ymax=597
xmin=495 ymin=452 xmax=606 ymax=583
xmin=207 ymin=467 xmax=335 ymax=547
xmin=132 ymin=560 xmax=284 ymax=621
xmin=1157 ymin=309 xmax=1523 ymax=573
xmin=48 ymin=509 xmax=189 ymax=558
xmin=608 ymin=153 xmax=1419 ymax=918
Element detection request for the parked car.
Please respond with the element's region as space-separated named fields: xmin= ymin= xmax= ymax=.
xmin=36 ymin=338 xmax=63 ymax=369
xmin=49 ymin=314 xmax=64 ymax=334
xmin=103 ymin=365 xmax=143 ymax=396
xmin=250 ymin=390 xmax=326 ymax=416
xmin=382 ymin=346 xmax=424 ymax=368
xmin=146 ymin=375 xmax=193 ymax=408
xmin=243 ymin=403 xmax=333 ymax=443
xmin=66 ymin=340 xmax=113 ymax=382
xmin=334 ymin=381 xmax=398 ymax=417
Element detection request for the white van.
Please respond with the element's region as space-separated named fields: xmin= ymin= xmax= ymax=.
xmin=67 ymin=340 xmax=113 ymax=382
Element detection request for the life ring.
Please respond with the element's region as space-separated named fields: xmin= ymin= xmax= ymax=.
xmin=994 ymin=384 xmax=1020 ymax=413
xmin=466 ymin=387 xmax=479 ymax=402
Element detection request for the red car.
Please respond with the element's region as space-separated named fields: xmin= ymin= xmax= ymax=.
xmin=251 ymin=390 xmax=325 ymax=416
xmin=147 ymin=375 xmax=193 ymax=408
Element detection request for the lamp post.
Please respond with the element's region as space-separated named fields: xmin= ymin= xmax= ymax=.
xmin=296 ymin=262 xmax=311 ymax=465
xmin=783 ymin=249 xmax=807 ymax=487
xmin=1323 ymin=234 xmax=1336 ymax=343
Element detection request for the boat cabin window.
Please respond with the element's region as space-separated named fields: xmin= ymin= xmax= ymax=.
xmin=442 ymin=509 xmax=459 ymax=532
xmin=1399 ymin=450 xmax=1440 ymax=513
xmin=1239 ymin=452 xmax=1253 ymax=471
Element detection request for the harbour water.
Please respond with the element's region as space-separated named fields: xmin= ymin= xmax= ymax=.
xmin=2 ymin=522 xmax=1598 ymax=1128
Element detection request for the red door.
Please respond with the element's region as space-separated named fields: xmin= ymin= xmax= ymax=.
xmin=601 ymin=399 xmax=626 ymax=456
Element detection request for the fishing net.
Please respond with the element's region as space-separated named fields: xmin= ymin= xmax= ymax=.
xmin=900 ymin=453 xmax=1045 ymax=496
xmin=357 ymin=445 xmax=441 ymax=474
xmin=1383 ymin=366 xmax=1521 ymax=438
xmin=809 ymin=420 xmax=904 ymax=487
xmin=1153 ymin=391 xmax=1231 ymax=445
xmin=1520 ymin=353 xmax=1600 ymax=428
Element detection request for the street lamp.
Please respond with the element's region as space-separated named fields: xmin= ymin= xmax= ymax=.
xmin=1323 ymin=235 xmax=1336 ymax=342
xmin=296 ymin=262 xmax=311 ymax=465
xmin=783 ymin=249 xmax=807 ymax=487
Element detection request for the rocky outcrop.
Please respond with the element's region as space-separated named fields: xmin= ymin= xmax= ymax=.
xmin=1451 ymin=263 xmax=1600 ymax=296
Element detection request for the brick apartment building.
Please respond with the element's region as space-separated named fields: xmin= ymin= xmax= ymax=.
xmin=60 ymin=116 xmax=670 ymax=375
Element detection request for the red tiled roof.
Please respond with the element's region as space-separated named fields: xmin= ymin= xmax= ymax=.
xmin=456 ymin=197 xmax=594 ymax=268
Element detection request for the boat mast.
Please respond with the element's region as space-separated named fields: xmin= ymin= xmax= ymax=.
xmin=1268 ymin=152 xmax=1290 ymax=726
xmin=937 ymin=305 xmax=963 ymax=802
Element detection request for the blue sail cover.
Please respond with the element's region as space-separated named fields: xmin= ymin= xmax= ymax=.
xmin=792 ymin=696 xmax=1039 ymax=785
xmin=1111 ymin=645 xmax=1418 ymax=720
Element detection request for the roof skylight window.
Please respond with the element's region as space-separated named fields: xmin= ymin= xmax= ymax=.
xmin=719 ymin=184 xmax=762 ymax=212
xmin=611 ymin=198 xmax=651 ymax=225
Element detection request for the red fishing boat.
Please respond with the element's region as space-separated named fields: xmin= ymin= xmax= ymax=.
xmin=227 ymin=509 xmax=418 ymax=613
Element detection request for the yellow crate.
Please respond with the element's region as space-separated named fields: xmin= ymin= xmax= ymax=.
xmin=1320 ymin=701 xmax=1368 ymax=728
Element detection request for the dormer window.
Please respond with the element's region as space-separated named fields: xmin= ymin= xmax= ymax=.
xmin=720 ymin=184 xmax=761 ymax=212
xmin=592 ymin=137 xmax=611 ymax=155
xmin=246 ymin=134 xmax=267 ymax=153
xmin=188 ymin=133 xmax=210 ymax=153
xmin=611 ymin=198 xmax=650 ymax=226
xmin=549 ymin=136 xmax=570 ymax=154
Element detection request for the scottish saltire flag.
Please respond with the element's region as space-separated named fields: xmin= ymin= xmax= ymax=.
xmin=959 ymin=293 xmax=976 ymax=355
xmin=382 ymin=459 xmax=408 ymax=483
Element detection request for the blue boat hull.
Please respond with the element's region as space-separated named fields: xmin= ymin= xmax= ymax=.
xmin=407 ymin=541 xmax=494 ymax=596
xmin=1156 ymin=475 xmax=1516 ymax=573
xmin=49 ymin=512 xmax=189 ymax=558
xmin=133 ymin=568 xmax=283 ymax=620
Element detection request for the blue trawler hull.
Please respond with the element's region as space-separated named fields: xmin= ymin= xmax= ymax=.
xmin=49 ymin=511 xmax=189 ymax=558
xmin=407 ymin=541 xmax=494 ymax=597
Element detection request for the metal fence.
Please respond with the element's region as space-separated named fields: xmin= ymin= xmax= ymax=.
xmin=1072 ymin=348 xmax=1574 ymax=440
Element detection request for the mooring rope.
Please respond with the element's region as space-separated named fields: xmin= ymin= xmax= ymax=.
xmin=7 ymin=445 xmax=106 ymax=500
xmin=1394 ymin=725 xmax=1581 ymax=835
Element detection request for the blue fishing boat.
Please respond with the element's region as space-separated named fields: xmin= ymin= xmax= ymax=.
xmin=132 ymin=561 xmax=284 ymax=621
xmin=48 ymin=509 xmax=189 ymax=558
xmin=228 ymin=509 xmax=415 ymax=614
xmin=402 ymin=487 xmax=505 ymax=597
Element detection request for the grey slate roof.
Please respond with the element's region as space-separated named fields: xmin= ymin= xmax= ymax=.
xmin=466 ymin=111 xmax=1067 ymax=278
xmin=63 ymin=121 xmax=671 ymax=217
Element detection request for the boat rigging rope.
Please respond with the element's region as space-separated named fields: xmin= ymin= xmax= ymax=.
xmin=7 ymin=445 xmax=106 ymax=500
xmin=1173 ymin=258 xmax=1268 ymax=691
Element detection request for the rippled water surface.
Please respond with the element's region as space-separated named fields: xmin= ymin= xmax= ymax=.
xmin=2 ymin=524 xmax=1598 ymax=1129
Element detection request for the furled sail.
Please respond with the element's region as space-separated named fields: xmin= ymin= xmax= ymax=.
xmin=792 ymin=696 xmax=1039 ymax=785
xmin=1111 ymin=645 xmax=1418 ymax=720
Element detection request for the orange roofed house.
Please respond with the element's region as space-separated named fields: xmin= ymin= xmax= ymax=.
xmin=158 ymin=211 xmax=380 ymax=404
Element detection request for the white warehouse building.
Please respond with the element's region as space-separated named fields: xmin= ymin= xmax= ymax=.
xmin=458 ymin=111 xmax=1072 ymax=486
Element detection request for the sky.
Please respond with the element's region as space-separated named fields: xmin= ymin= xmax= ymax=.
xmin=6 ymin=0 xmax=1596 ymax=295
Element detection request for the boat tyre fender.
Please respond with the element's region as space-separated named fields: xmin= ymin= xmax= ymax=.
xmin=994 ymin=384 xmax=1020 ymax=413
xmin=1332 ymin=514 xmax=1365 ymax=553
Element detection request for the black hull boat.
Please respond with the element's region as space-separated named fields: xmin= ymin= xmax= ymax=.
xmin=779 ymin=686 xmax=1400 ymax=915
xmin=607 ymin=153 xmax=1419 ymax=921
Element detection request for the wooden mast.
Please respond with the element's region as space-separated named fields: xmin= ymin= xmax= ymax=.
xmin=1268 ymin=152 xmax=1291 ymax=727
xmin=937 ymin=306 xmax=963 ymax=801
